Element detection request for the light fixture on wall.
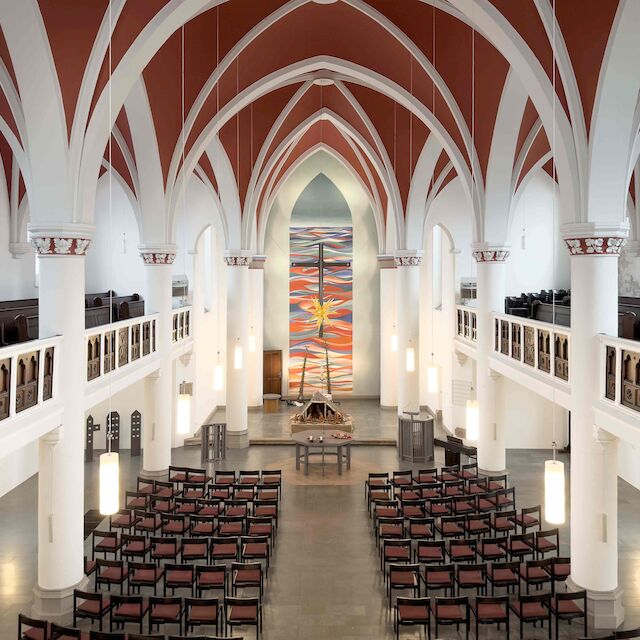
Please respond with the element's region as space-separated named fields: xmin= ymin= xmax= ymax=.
xmin=466 ymin=384 xmax=479 ymax=441
xmin=248 ymin=326 xmax=256 ymax=353
xmin=427 ymin=359 xmax=440 ymax=393
xmin=99 ymin=432 xmax=119 ymax=516
xmin=177 ymin=381 xmax=192 ymax=435
xmin=405 ymin=343 xmax=415 ymax=373
xmin=234 ymin=339 xmax=243 ymax=370
xmin=213 ymin=351 xmax=224 ymax=391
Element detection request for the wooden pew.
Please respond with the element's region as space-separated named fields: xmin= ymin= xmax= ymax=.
xmin=530 ymin=300 xmax=571 ymax=327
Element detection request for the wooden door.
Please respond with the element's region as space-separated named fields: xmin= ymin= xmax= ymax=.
xmin=263 ymin=350 xmax=283 ymax=395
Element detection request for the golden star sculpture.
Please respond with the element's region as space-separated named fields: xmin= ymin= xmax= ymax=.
xmin=309 ymin=297 xmax=336 ymax=330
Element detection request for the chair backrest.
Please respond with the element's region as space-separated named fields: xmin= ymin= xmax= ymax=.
xmin=450 ymin=538 xmax=477 ymax=550
xmin=165 ymin=563 xmax=195 ymax=577
xmin=261 ymin=469 xmax=281 ymax=478
xmin=185 ymin=596 xmax=219 ymax=609
xmin=128 ymin=561 xmax=157 ymax=574
xmin=396 ymin=596 xmax=431 ymax=609
xmin=51 ymin=624 xmax=81 ymax=640
xmin=467 ymin=477 xmax=488 ymax=491
xmin=440 ymin=464 xmax=459 ymax=475
xmin=74 ymin=588 xmax=104 ymax=607
xmin=490 ymin=560 xmax=519 ymax=573
xmin=389 ymin=563 xmax=420 ymax=578
xmin=19 ymin=614 xmax=48 ymax=639
xmin=474 ymin=595 xmax=509 ymax=614
xmin=523 ymin=558 xmax=551 ymax=576
xmin=151 ymin=536 xmax=177 ymax=552
xmin=433 ymin=595 xmax=468 ymax=618
xmin=137 ymin=477 xmax=154 ymax=492
xmin=508 ymin=532 xmax=535 ymax=548
xmin=384 ymin=538 xmax=411 ymax=550
xmin=457 ymin=563 xmax=486 ymax=578
xmin=182 ymin=537 xmax=209 ymax=549
xmin=93 ymin=529 xmax=117 ymax=543
xmin=149 ymin=595 xmax=182 ymax=607
xmin=481 ymin=536 xmax=507 ymax=550
xmin=126 ymin=492 xmax=150 ymax=509
xmin=461 ymin=462 xmax=478 ymax=475
xmin=96 ymin=558 xmax=122 ymax=570
xmin=467 ymin=513 xmax=491 ymax=525
xmin=225 ymin=596 xmax=260 ymax=614
xmin=426 ymin=564 xmax=455 ymax=578
xmin=196 ymin=564 xmax=227 ymax=579
xmin=183 ymin=482 xmax=206 ymax=492
xmin=215 ymin=470 xmax=236 ymax=482
xmin=518 ymin=592 xmax=551 ymax=606
xmin=494 ymin=509 xmax=516 ymax=521
xmin=154 ymin=480 xmax=175 ymax=493
xmin=487 ymin=474 xmax=507 ymax=488
xmin=555 ymin=590 xmax=587 ymax=606
xmin=232 ymin=561 xmax=262 ymax=573
xmin=367 ymin=472 xmax=389 ymax=482
xmin=536 ymin=527 xmax=559 ymax=541
xmin=122 ymin=533 xmax=146 ymax=545
xmin=522 ymin=504 xmax=541 ymax=517
xmin=111 ymin=594 xmax=143 ymax=609
xmin=90 ymin=632 xmax=126 ymax=640
xmin=239 ymin=469 xmax=260 ymax=478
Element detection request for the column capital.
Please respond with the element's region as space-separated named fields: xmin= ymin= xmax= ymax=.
xmin=224 ymin=251 xmax=252 ymax=266
xmin=394 ymin=250 xmax=423 ymax=267
xmin=561 ymin=222 xmax=629 ymax=256
xmin=41 ymin=426 xmax=63 ymax=447
xmin=471 ymin=243 xmax=510 ymax=263
xmin=28 ymin=223 xmax=95 ymax=256
xmin=139 ymin=244 xmax=177 ymax=265
xmin=377 ymin=254 xmax=396 ymax=269
xmin=249 ymin=254 xmax=267 ymax=269
xmin=593 ymin=426 xmax=617 ymax=445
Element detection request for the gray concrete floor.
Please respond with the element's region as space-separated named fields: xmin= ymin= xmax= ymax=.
xmin=1 ymin=414 xmax=640 ymax=638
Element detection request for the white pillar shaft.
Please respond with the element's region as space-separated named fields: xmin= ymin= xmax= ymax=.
xmin=226 ymin=262 xmax=249 ymax=437
xmin=143 ymin=264 xmax=173 ymax=473
xmin=37 ymin=255 xmax=86 ymax=592
xmin=248 ymin=268 xmax=264 ymax=407
xmin=396 ymin=262 xmax=420 ymax=415
xmin=570 ymin=254 xmax=619 ymax=592
xmin=380 ymin=267 xmax=397 ymax=407
xmin=475 ymin=260 xmax=507 ymax=472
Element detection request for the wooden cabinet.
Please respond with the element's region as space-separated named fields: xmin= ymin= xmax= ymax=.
xmin=263 ymin=350 xmax=282 ymax=395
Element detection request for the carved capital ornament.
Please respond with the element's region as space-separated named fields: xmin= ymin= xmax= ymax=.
xmin=564 ymin=237 xmax=626 ymax=256
xmin=394 ymin=256 xmax=422 ymax=267
xmin=140 ymin=251 xmax=176 ymax=265
xmin=472 ymin=249 xmax=510 ymax=263
xmin=224 ymin=255 xmax=251 ymax=266
xmin=31 ymin=236 xmax=92 ymax=256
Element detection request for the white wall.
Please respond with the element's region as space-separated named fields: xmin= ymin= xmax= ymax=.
xmin=0 ymin=441 xmax=37 ymax=496
xmin=263 ymin=151 xmax=380 ymax=397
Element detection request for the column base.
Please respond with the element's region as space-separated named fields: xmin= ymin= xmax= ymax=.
xmin=227 ymin=429 xmax=249 ymax=449
xmin=32 ymin=575 xmax=89 ymax=621
xmin=566 ymin=577 xmax=624 ymax=629
xmin=139 ymin=467 xmax=169 ymax=479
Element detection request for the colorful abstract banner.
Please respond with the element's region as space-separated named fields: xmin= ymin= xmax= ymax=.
xmin=289 ymin=226 xmax=353 ymax=394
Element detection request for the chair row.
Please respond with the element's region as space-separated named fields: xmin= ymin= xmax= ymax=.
xmin=385 ymin=559 xmax=570 ymax=602
xmin=392 ymin=592 xmax=586 ymax=640
xmin=166 ymin=468 xmax=281 ymax=491
xmin=20 ymin=590 xmax=260 ymax=637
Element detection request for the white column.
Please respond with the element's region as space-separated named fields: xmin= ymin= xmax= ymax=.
xmin=563 ymin=225 xmax=627 ymax=628
xmin=472 ymin=244 xmax=509 ymax=473
xmin=225 ymin=254 xmax=250 ymax=448
xmin=140 ymin=246 xmax=175 ymax=476
xmin=29 ymin=227 xmax=92 ymax=618
xmin=248 ymin=257 xmax=265 ymax=407
xmin=379 ymin=256 xmax=397 ymax=407
xmin=440 ymin=247 xmax=457 ymax=427
xmin=395 ymin=251 xmax=422 ymax=416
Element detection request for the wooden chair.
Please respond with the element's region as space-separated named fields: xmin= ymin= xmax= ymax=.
xmin=415 ymin=539 xmax=445 ymax=565
xmin=381 ymin=539 xmax=411 ymax=574
xmin=133 ymin=511 xmax=161 ymax=537
xmin=121 ymin=534 xmax=150 ymax=562
xmin=180 ymin=537 xmax=209 ymax=563
xmin=513 ymin=505 xmax=541 ymax=534
xmin=150 ymin=536 xmax=181 ymax=564
xmin=507 ymin=532 xmax=535 ymax=562
xmin=164 ymin=563 xmax=195 ymax=596
xmin=231 ymin=561 xmax=264 ymax=600
xmin=18 ymin=613 xmax=49 ymax=640
xmin=210 ymin=536 xmax=239 ymax=563
xmin=240 ymin=535 xmax=270 ymax=574
xmin=127 ymin=561 xmax=164 ymax=596
xmin=377 ymin=517 xmax=405 ymax=547
xmin=471 ymin=595 xmax=510 ymax=639
xmin=387 ymin=563 xmax=419 ymax=607
xmin=406 ymin=516 xmax=434 ymax=540
xmin=110 ymin=594 xmax=148 ymax=633
xmin=148 ymin=596 xmax=183 ymax=634
xmin=185 ymin=597 xmax=221 ymax=635
xmin=196 ymin=565 xmax=227 ymax=599
xmin=92 ymin=530 xmax=122 ymax=560
xmin=160 ymin=513 xmax=188 ymax=536
xmin=395 ymin=596 xmax=431 ymax=640
xmin=110 ymin=509 xmax=137 ymax=534
xmin=95 ymin=559 xmax=127 ymax=593
xmin=456 ymin=563 xmax=488 ymax=596
xmin=50 ymin=623 xmax=83 ymax=640
xmin=73 ymin=589 xmax=112 ymax=630
xmin=413 ymin=468 xmax=437 ymax=484
xmin=247 ymin=516 xmax=274 ymax=542
xmin=490 ymin=509 xmax=517 ymax=535
xmin=432 ymin=595 xmax=470 ymax=640
xmin=182 ymin=482 xmax=206 ymax=500
xmin=421 ymin=564 xmax=455 ymax=597
xmin=478 ymin=536 xmax=508 ymax=563
xmin=509 ymin=592 xmax=551 ymax=639
xmin=217 ymin=515 xmax=245 ymax=538
xmin=519 ymin=558 xmax=552 ymax=595
xmin=551 ymin=590 xmax=587 ymax=639
xmin=487 ymin=561 xmax=519 ymax=596
xmin=465 ymin=513 xmax=491 ymax=538
xmin=447 ymin=538 xmax=477 ymax=564
xmin=535 ymin=528 xmax=559 ymax=558
xmin=391 ymin=470 xmax=413 ymax=489
xmin=225 ymin=596 xmax=261 ymax=639
xmin=189 ymin=515 xmax=216 ymax=538
xmin=214 ymin=470 xmax=236 ymax=485
xmin=436 ymin=515 xmax=465 ymax=539
xmin=238 ymin=470 xmax=260 ymax=486
xmin=545 ymin=556 xmax=571 ymax=594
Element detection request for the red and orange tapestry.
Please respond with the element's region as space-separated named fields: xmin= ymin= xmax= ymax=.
xmin=289 ymin=226 xmax=353 ymax=394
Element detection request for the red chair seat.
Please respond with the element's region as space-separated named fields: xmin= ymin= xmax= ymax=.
xmin=23 ymin=627 xmax=48 ymax=640
xmin=255 ymin=506 xmax=276 ymax=517
xmin=164 ymin=521 xmax=186 ymax=534
xmin=430 ymin=505 xmax=450 ymax=516
xmin=198 ymin=506 xmax=220 ymax=517
xmin=151 ymin=603 xmax=181 ymax=619
xmin=258 ymin=490 xmax=277 ymax=500
xmin=403 ymin=506 xmax=424 ymax=517
xmin=170 ymin=473 xmax=188 ymax=482
xmin=192 ymin=522 xmax=215 ymax=535
xmin=236 ymin=569 xmax=261 ymax=584
xmin=95 ymin=538 xmax=119 ymax=550
xmin=393 ymin=477 xmax=412 ymax=485
xmin=212 ymin=543 xmax=237 ymax=557
xmin=390 ymin=572 xmax=417 ymax=586
xmin=78 ymin=598 xmax=110 ymax=615
xmin=176 ymin=503 xmax=197 ymax=514
xmin=380 ymin=524 xmax=403 ymax=537
xmin=113 ymin=514 xmax=134 ymax=527
xmin=236 ymin=490 xmax=255 ymax=500
xmin=510 ymin=540 xmax=532 ymax=553
xmin=417 ymin=474 xmax=436 ymax=483
xmin=454 ymin=501 xmax=474 ymax=513
xmin=219 ymin=523 xmax=243 ymax=535
xmin=551 ymin=598 xmax=582 ymax=615
xmin=450 ymin=545 xmax=474 ymax=560
xmin=441 ymin=523 xmax=463 ymax=535
xmin=441 ymin=473 xmax=457 ymax=482
xmin=520 ymin=567 xmax=550 ymax=581
xmin=481 ymin=544 xmax=505 ymax=557
xmin=474 ymin=603 xmax=508 ymax=620
xmin=511 ymin=602 xmax=547 ymax=619
xmin=189 ymin=604 xmax=218 ymax=621
xmin=166 ymin=570 xmax=193 ymax=584
xmin=410 ymin=525 xmax=432 ymax=537
xmin=402 ymin=491 xmax=420 ymax=501
xmin=226 ymin=507 xmax=247 ymax=517
xmin=217 ymin=477 xmax=235 ymax=485
xmin=434 ymin=604 xmax=465 ymax=620
xmin=385 ymin=548 xmax=410 ymax=560
xmin=398 ymin=604 xmax=429 ymax=622
xmin=229 ymin=604 xmax=258 ymax=621
xmin=552 ymin=563 xmax=571 ymax=578
xmin=425 ymin=571 xmax=453 ymax=585
xmin=418 ymin=548 xmax=443 ymax=561
xmin=244 ymin=542 xmax=268 ymax=555
xmin=137 ymin=517 xmax=158 ymax=530
xmin=155 ymin=487 xmax=174 ymax=498
xmin=100 ymin=567 xmax=125 ymax=581
xmin=132 ymin=568 xmax=162 ymax=583
xmin=183 ymin=543 xmax=208 ymax=558
xmin=493 ymin=517 xmax=513 ymax=530
xmin=262 ymin=476 xmax=280 ymax=484
xmin=515 ymin=514 xmax=538 ymax=526
xmin=458 ymin=571 xmax=484 ymax=586
xmin=183 ymin=490 xmax=204 ymax=499
xmin=536 ymin=538 xmax=557 ymax=552
xmin=468 ymin=521 xmax=490 ymax=532
xmin=124 ymin=541 xmax=148 ymax=554
xmin=249 ymin=524 xmax=272 ymax=536
xmin=114 ymin=602 xmax=148 ymax=617
xmin=376 ymin=508 xmax=398 ymax=518
xmin=199 ymin=572 xmax=225 ymax=586
xmin=189 ymin=474 xmax=208 ymax=483
xmin=489 ymin=568 xmax=517 ymax=582
xmin=154 ymin=544 xmax=177 ymax=557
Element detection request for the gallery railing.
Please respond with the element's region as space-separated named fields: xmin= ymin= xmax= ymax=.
xmin=86 ymin=314 xmax=159 ymax=382
xmin=172 ymin=306 xmax=192 ymax=343
xmin=0 ymin=335 xmax=60 ymax=421
xmin=456 ymin=305 xmax=477 ymax=342
xmin=600 ymin=334 xmax=640 ymax=414
xmin=493 ymin=312 xmax=570 ymax=383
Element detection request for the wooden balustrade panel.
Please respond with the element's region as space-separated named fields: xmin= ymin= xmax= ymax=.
xmin=605 ymin=346 xmax=616 ymax=401
xmin=16 ymin=351 xmax=38 ymax=413
xmin=43 ymin=347 xmax=54 ymax=400
xmin=524 ymin=327 xmax=535 ymax=366
xmin=87 ymin=336 xmax=100 ymax=381
xmin=500 ymin=320 xmax=509 ymax=355
xmin=457 ymin=310 xmax=463 ymax=336
xmin=185 ymin=310 xmax=190 ymax=336
xmin=554 ymin=335 xmax=569 ymax=381
xmin=172 ymin=316 xmax=178 ymax=342
xmin=118 ymin=328 xmax=128 ymax=367
xmin=104 ymin=331 xmax=115 ymax=373
xmin=471 ymin=315 xmax=477 ymax=340
xmin=0 ymin=358 xmax=10 ymax=420
xmin=511 ymin=325 xmax=521 ymax=361
xmin=537 ymin=330 xmax=551 ymax=373
xmin=494 ymin=319 xmax=499 ymax=350
xmin=131 ymin=326 xmax=140 ymax=361
xmin=142 ymin=321 xmax=151 ymax=356
xmin=621 ymin=349 xmax=640 ymax=412
xmin=179 ymin=313 xmax=185 ymax=339
xmin=152 ymin=321 xmax=157 ymax=352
